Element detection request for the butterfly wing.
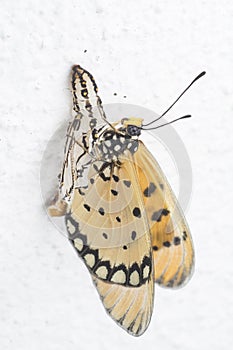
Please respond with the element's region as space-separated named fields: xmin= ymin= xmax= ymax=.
xmin=66 ymin=154 xmax=154 ymax=336
xmin=132 ymin=141 xmax=194 ymax=288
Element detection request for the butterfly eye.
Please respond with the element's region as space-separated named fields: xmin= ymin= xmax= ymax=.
xmin=126 ymin=125 xmax=141 ymax=137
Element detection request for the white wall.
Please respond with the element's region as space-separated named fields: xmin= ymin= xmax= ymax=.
xmin=1 ymin=1 xmax=232 ymax=349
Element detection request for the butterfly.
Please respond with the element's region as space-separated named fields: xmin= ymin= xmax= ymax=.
xmin=48 ymin=65 xmax=202 ymax=336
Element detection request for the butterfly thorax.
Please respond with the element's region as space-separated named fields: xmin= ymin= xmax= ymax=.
xmin=92 ymin=117 xmax=143 ymax=162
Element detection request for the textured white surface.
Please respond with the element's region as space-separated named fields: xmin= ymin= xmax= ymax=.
xmin=1 ymin=0 xmax=233 ymax=349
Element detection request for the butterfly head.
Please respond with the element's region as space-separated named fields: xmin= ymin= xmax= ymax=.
xmin=94 ymin=117 xmax=143 ymax=161
xmin=120 ymin=117 xmax=143 ymax=137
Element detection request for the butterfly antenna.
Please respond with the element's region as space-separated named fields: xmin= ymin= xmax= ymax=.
xmin=143 ymin=71 xmax=206 ymax=127
xmin=142 ymin=115 xmax=192 ymax=131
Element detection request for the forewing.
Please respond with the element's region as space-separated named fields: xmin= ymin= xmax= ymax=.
xmin=66 ymin=154 xmax=154 ymax=336
xmin=134 ymin=141 xmax=194 ymax=288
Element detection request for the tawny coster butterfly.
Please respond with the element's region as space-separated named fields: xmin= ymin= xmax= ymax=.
xmin=48 ymin=65 xmax=205 ymax=336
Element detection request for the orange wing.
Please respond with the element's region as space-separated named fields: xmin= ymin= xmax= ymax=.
xmin=134 ymin=141 xmax=194 ymax=288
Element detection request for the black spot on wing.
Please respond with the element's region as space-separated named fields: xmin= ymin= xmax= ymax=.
xmin=112 ymin=174 xmax=119 ymax=182
xmin=174 ymin=236 xmax=181 ymax=245
xmin=151 ymin=208 xmax=170 ymax=222
xmin=183 ymin=231 xmax=188 ymax=241
xmin=83 ymin=204 xmax=91 ymax=212
xmin=93 ymin=164 xmax=99 ymax=172
xmin=111 ymin=189 xmax=118 ymax=196
xmin=131 ymin=231 xmax=136 ymax=240
xmin=98 ymin=207 xmax=105 ymax=216
xmin=143 ymin=182 xmax=156 ymax=197
xmin=132 ymin=207 xmax=141 ymax=218
xmin=123 ymin=180 xmax=131 ymax=188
